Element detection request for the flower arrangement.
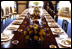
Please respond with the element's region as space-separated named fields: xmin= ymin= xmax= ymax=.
xmin=30 ymin=12 xmax=40 ymax=20
xmin=24 ymin=24 xmax=46 ymax=41
xmin=30 ymin=6 xmax=41 ymax=20
xmin=33 ymin=7 xmax=40 ymax=13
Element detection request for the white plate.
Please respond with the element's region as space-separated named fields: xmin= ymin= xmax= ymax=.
xmin=48 ymin=22 xmax=58 ymax=26
xmin=12 ymin=21 xmax=22 ymax=24
xmin=7 ymin=25 xmax=19 ymax=30
xmin=1 ymin=34 xmax=14 ymax=41
xmin=46 ymin=19 xmax=54 ymax=21
xmin=59 ymin=38 xmax=71 ymax=47
xmin=13 ymin=20 xmax=23 ymax=23
xmin=51 ymin=28 xmax=63 ymax=32
xmin=16 ymin=17 xmax=25 ymax=20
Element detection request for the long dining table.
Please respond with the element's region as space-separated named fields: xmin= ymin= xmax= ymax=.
xmin=1 ymin=9 xmax=71 ymax=48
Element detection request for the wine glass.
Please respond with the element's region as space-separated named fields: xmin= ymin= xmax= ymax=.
xmin=18 ymin=29 xmax=23 ymax=34
xmin=49 ymin=45 xmax=57 ymax=48
xmin=12 ymin=40 xmax=19 ymax=48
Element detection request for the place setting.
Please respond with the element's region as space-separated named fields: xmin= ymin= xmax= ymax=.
xmin=19 ymin=15 xmax=25 ymax=17
xmin=16 ymin=17 xmax=25 ymax=20
xmin=50 ymin=28 xmax=65 ymax=35
xmin=48 ymin=22 xmax=59 ymax=28
xmin=12 ymin=20 xmax=23 ymax=25
xmin=43 ymin=12 xmax=48 ymax=15
xmin=46 ymin=19 xmax=55 ymax=23
xmin=1 ymin=33 xmax=14 ymax=42
xmin=46 ymin=18 xmax=54 ymax=21
xmin=46 ymin=17 xmax=52 ymax=19
xmin=6 ymin=25 xmax=20 ymax=31
xmin=55 ymin=37 xmax=71 ymax=48
xmin=43 ymin=14 xmax=50 ymax=16
xmin=22 ymin=12 xmax=28 ymax=14
xmin=20 ymin=14 xmax=27 ymax=16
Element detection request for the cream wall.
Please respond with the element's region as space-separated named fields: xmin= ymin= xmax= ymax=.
xmin=1 ymin=1 xmax=27 ymax=14
xmin=1 ymin=1 xmax=15 ymax=16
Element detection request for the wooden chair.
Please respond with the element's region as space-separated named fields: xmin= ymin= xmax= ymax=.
xmin=1 ymin=8 xmax=6 ymax=22
xmin=9 ymin=7 xmax=13 ymax=17
xmin=5 ymin=7 xmax=10 ymax=18
xmin=50 ymin=9 xmax=54 ymax=19
xmin=62 ymin=19 xmax=69 ymax=33
xmin=55 ymin=14 xmax=58 ymax=22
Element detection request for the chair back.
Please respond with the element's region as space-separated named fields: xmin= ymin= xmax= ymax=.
xmin=62 ymin=19 xmax=68 ymax=33
xmin=55 ymin=14 xmax=58 ymax=22
xmin=10 ymin=7 xmax=12 ymax=13
xmin=1 ymin=8 xmax=4 ymax=16
xmin=5 ymin=7 xmax=9 ymax=15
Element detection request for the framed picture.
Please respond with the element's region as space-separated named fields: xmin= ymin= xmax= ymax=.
xmin=66 ymin=7 xmax=69 ymax=13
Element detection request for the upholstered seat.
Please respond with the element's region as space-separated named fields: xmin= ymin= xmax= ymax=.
xmin=62 ymin=19 xmax=69 ymax=33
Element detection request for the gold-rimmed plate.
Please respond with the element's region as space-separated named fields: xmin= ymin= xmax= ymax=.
xmin=59 ymin=38 xmax=71 ymax=47
xmin=1 ymin=33 xmax=14 ymax=41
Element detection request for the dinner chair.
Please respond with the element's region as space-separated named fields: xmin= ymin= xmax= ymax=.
xmin=50 ymin=9 xmax=54 ymax=19
xmin=9 ymin=7 xmax=13 ymax=17
xmin=5 ymin=7 xmax=10 ymax=19
xmin=62 ymin=19 xmax=69 ymax=33
xmin=1 ymin=8 xmax=6 ymax=23
xmin=48 ymin=8 xmax=54 ymax=19
xmin=55 ymin=14 xmax=58 ymax=22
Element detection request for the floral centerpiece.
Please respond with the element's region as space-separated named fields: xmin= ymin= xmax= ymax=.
xmin=29 ymin=4 xmax=41 ymax=24
xmin=33 ymin=7 xmax=40 ymax=13
xmin=29 ymin=7 xmax=41 ymax=24
xmin=30 ymin=12 xmax=40 ymax=20
xmin=30 ymin=12 xmax=41 ymax=24
xmin=24 ymin=24 xmax=46 ymax=42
